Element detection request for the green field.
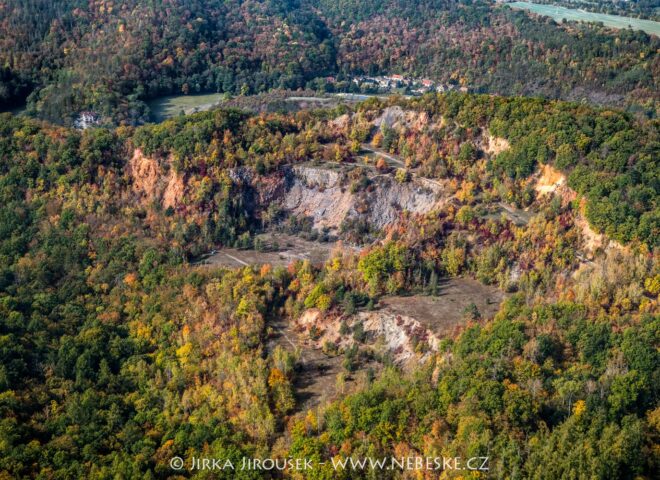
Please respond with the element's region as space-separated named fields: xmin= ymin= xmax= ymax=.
xmin=508 ymin=2 xmax=660 ymax=36
xmin=148 ymin=92 xmax=226 ymax=122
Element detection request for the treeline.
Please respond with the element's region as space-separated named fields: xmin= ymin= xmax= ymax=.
xmin=0 ymin=0 xmax=658 ymax=124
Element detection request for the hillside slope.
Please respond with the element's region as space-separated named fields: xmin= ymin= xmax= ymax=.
xmin=0 ymin=92 xmax=658 ymax=478
xmin=1 ymin=0 xmax=658 ymax=123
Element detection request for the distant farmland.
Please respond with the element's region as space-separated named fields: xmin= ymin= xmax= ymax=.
xmin=148 ymin=93 xmax=226 ymax=122
xmin=508 ymin=2 xmax=660 ymax=36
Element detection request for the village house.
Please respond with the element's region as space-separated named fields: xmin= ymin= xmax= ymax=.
xmin=74 ymin=111 xmax=100 ymax=130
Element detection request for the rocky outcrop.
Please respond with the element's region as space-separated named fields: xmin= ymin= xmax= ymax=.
xmin=125 ymin=150 xmax=446 ymax=236
xmin=329 ymin=113 xmax=351 ymax=132
xmin=162 ymin=171 xmax=185 ymax=209
xmin=282 ymin=167 xmax=353 ymax=231
xmin=127 ymin=148 xmax=185 ymax=208
xmin=483 ymin=133 xmax=510 ymax=156
xmin=281 ymin=165 xmax=446 ymax=233
xmin=374 ymin=106 xmax=431 ymax=131
xmin=296 ymin=308 xmax=441 ymax=365
xmin=127 ymin=149 xmax=160 ymax=200
xmin=533 ymin=163 xmax=622 ymax=258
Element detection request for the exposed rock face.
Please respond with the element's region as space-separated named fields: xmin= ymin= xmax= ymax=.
xmin=483 ymin=133 xmax=510 ymax=156
xmin=127 ymin=149 xmax=160 ymax=200
xmin=297 ymin=308 xmax=441 ymax=365
xmin=364 ymin=176 xmax=444 ymax=229
xmin=127 ymin=148 xmax=185 ymax=208
xmin=533 ymin=163 xmax=623 ymax=257
xmin=374 ymin=106 xmax=430 ymax=131
xmin=374 ymin=106 xmax=406 ymax=129
xmin=162 ymin=171 xmax=185 ymax=209
xmin=282 ymin=165 xmax=446 ymax=233
xmin=126 ymin=147 xmax=447 ymax=237
xmin=282 ymin=167 xmax=353 ymax=231
xmin=125 ymin=149 xmax=446 ymax=236
xmin=535 ymin=163 xmax=570 ymax=197
xmin=329 ymin=113 xmax=351 ymax=132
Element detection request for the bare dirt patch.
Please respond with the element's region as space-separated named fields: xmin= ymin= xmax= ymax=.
xmin=484 ymin=134 xmax=510 ymax=156
xmin=196 ymin=233 xmax=351 ymax=268
xmin=535 ymin=163 xmax=567 ymax=196
xmin=267 ymin=314 xmax=379 ymax=413
xmin=280 ymin=277 xmax=505 ymax=410
xmin=480 ymin=202 xmax=535 ymax=226
xmin=496 ymin=202 xmax=535 ymax=226
xmin=380 ymin=278 xmax=505 ymax=336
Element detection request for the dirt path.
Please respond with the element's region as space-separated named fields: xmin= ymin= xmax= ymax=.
xmin=359 ymin=145 xmax=447 ymax=193
xmin=497 ymin=202 xmax=534 ymax=226
xmin=195 ymin=233 xmax=344 ymax=268
xmin=360 ymin=144 xmax=406 ymax=168
xmin=267 ymin=316 xmax=346 ymax=411
xmin=221 ymin=252 xmax=250 ymax=266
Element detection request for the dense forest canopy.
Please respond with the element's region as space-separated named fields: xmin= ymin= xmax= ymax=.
xmin=0 ymin=0 xmax=658 ymax=124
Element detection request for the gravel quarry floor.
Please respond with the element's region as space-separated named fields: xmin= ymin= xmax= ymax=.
xmin=195 ymin=233 xmax=352 ymax=268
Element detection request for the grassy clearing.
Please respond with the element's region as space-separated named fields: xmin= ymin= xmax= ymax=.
xmin=148 ymin=92 xmax=226 ymax=122
xmin=508 ymin=2 xmax=660 ymax=36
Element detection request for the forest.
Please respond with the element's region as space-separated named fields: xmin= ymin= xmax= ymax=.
xmin=0 ymin=0 xmax=658 ymax=124
xmin=0 ymin=90 xmax=658 ymax=478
